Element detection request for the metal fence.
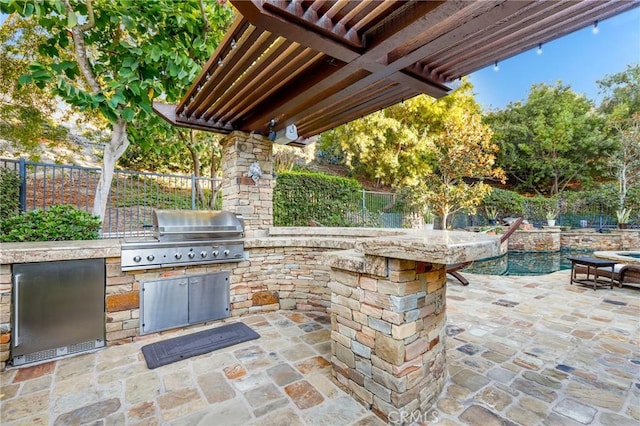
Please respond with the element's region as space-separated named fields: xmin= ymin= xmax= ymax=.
xmin=344 ymin=190 xmax=409 ymax=228
xmin=2 ymin=157 xmax=635 ymax=237
xmin=1 ymin=158 xmax=222 ymax=238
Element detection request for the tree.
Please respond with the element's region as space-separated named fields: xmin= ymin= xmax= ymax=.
xmin=598 ymin=64 xmax=640 ymax=121
xmin=487 ymin=82 xmax=611 ymax=195
xmin=0 ymin=13 xmax=68 ymax=153
xmin=318 ymin=79 xmax=480 ymax=188
xmin=606 ymin=113 xmax=640 ymax=212
xmin=2 ymin=0 xmax=234 ymax=222
xmin=319 ymin=112 xmax=425 ymax=188
xmin=597 ymin=65 xmax=640 ymax=212
xmin=118 ymin=121 xmax=225 ymax=208
xmin=405 ymin=112 xmax=505 ymax=229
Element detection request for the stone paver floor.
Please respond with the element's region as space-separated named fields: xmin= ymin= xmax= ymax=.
xmin=1 ymin=270 xmax=638 ymax=425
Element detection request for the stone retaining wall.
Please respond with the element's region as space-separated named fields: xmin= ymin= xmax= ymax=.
xmin=507 ymin=229 xmax=561 ymax=252
xmin=508 ymin=229 xmax=639 ymax=252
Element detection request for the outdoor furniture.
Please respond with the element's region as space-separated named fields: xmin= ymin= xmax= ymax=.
xmin=447 ymin=217 xmax=524 ymax=286
xmin=568 ymin=256 xmax=615 ymax=290
xmin=447 ymin=262 xmax=471 ymax=286
xmin=618 ymin=264 xmax=640 ymax=287
xmin=574 ymin=263 xmax=640 ymax=288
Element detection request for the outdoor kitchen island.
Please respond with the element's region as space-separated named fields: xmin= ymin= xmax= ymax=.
xmin=319 ymin=229 xmax=500 ymax=421
xmin=0 ymin=227 xmax=499 ymax=422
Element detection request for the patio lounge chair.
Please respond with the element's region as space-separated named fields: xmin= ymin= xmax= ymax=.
xmin=447 ymin=217 xmax=524 ymax=286
xmin=574 ymin=263 xmax=640 ymax=288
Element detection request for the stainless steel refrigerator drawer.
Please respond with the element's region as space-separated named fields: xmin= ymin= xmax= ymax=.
xmin=12 ymin=259 xmax=106 ymax=366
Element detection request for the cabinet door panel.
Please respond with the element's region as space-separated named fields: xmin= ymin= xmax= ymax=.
xmin=189 ymin=272 xmax=230 ymax=324
xmin=141 ymin=278 xmax=188 ymax=334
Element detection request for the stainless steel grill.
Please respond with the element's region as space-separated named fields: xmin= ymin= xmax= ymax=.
xmin=121 ymin=210 xmax=246 ymax=271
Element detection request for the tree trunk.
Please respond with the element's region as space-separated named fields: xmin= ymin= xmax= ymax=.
xmin=92 ymin=118 xmax=129 ymax=225
xmin=618 ymin=164 xmax=628 ymax=211
xmin=183 ymin=130 xmax=205 ymax=207
xmin=440 ymin=209 xmax=449 ymax=230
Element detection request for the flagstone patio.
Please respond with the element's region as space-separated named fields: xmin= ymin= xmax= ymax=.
xmin=1 ymin=269 xmax=638 ymax=425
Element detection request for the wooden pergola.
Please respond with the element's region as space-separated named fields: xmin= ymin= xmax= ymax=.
xmin=154 ymin=0 xmax=638 ymax=146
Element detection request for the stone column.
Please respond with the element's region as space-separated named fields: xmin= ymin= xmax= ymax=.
xmin=220 ymin=131 xmax=273 ymax=237
xmin=326 ymin=250 xmax=447 ymax=424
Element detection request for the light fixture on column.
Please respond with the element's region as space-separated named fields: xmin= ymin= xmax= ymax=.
xmin=592 ymin=20 xmax=599 ymax=34
xmin=493 ymin=61 xmax=499 ymax=72
xmin=537 ymin=43 xmax=543 ymax=55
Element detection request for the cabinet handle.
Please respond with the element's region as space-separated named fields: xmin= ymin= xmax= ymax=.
xmin=14 ymin=274 xmax=20 ymax=347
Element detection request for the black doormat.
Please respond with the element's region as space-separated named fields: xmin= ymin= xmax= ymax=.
xmin=141 ymin=322 xmax=260 ymax=369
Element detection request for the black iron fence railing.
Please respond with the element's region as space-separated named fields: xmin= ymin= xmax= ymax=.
xmin=1 ymin=158 xmax=222 ymax=238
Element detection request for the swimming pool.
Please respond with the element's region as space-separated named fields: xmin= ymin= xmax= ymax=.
xmin=620 ymin=252 xmax=640 ymax=259
xmin=465 ymin=250 xmax=594 ymax=276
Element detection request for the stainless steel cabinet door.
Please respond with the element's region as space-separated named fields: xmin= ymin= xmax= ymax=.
xmin=141 ymin=278 xmax=189 ymax=334
xmin=188 ymin=272 xmax=230 ymax=324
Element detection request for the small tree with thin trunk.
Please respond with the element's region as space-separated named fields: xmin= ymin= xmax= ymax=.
xmin=407 ymin=112 xmax=505 ymax=229
xmin=609 ymin=113 xmax=640 ymax=212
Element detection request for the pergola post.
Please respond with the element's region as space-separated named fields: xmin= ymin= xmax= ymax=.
xmin=220 ymin=131 xmax=274 ymax=237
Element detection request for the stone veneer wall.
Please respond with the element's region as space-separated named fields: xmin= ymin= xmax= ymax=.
xmin=220 ymin=132 xmax=273 ymax=237
xmin=508 ymin=229 xmax=639 ymax=252
xmin=326 ymin=253 xmax=447 ymax=422
xmin=560 ymin=230 xmax=639 ymax=251
xmin=507 ymin=229 xmax=561 ymax=252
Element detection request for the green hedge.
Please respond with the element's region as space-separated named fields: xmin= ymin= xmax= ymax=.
xmin=480 ymin=186 xmax=640 ymax=226
xmin=274 ymin=171 xmax=362 ymax=226
xmin=0 ymin=168 xmax=21 ymax=223
xmin=482 ymin=188 xmax=526 ymax=218
xmin=0 ymin=204 xmax=102 ymax=242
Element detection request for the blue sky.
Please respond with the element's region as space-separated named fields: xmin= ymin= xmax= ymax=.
xmin=469 ymin=7 xmax=640 ymax=111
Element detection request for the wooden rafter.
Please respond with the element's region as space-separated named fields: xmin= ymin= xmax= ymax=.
xmin=154 ymin=0 xmax=639 ymax=145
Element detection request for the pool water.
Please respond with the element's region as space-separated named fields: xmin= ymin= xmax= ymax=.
xmin=466 ymin=250 xmax=594 ymax=276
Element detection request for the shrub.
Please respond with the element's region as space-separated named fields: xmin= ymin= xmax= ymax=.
xmin=0 ymin=168 xmax=21 ymax=223
xmin=0 ymin=205 xmax=102 ymax=242
xmin=274 ymin=171 xmax=362 ymax=226
xmin=481 ymin=188 xmax=526 ymax=218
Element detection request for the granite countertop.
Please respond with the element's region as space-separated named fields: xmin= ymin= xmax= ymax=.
xmin=0 ymin=239 xmax=121 ymax=264
xmin=355 ymin=230 xmax=500 ymax=264
xmin=264 ymin=227 xmax=501 ymax=265
xmin=0 ymin=228 xmax=500 ymax=266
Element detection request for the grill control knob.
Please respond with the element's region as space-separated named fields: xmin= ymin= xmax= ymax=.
xmin=224 ymin=249 xmax=230 ymax=256
xmin=212 ymin=250 xmax=219 ymax=257
xmin=146 ymin=254 xmax=155 ymax=261
xmin=133 ymin=255 xmax=142 ymax=262
xmin=200 ymin=251 xmax=208 ymax=258
xmin=174 ymin=253 xmax=182 ymax=260
xmin=188 ymin=252 xmax=195 ymax=259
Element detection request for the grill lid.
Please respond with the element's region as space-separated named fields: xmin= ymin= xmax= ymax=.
xmin=153 ymin=209 xmax=244 ymax=242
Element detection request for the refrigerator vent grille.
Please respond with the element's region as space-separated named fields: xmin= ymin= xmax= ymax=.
xmin=12 ymin=339 xmax=105 ymax=366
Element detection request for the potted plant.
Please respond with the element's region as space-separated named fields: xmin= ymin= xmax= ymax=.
xmin=545 ymin=209 xmax=558 ymax=227
xmin=423 ymin=207 xmax=435 ymax=230
xmin=484 ymin=206 xmax=499 ymax=225
xmin=616 ymin=208 xmax=632 ymax=229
